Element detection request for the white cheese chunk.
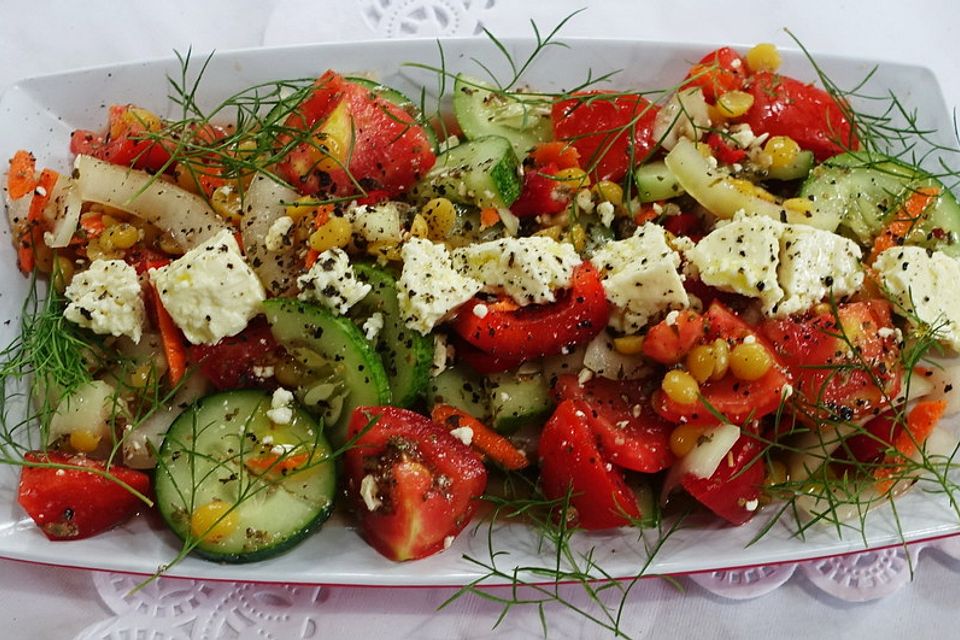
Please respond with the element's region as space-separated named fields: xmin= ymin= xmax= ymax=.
xmin=362 ymin=312 xmax=384 ymax=341
xmin=874 ymin=247 xmax=960 ymax=351
xmin=359 ymin=474 xmax=382 ymax=512
xmin=297 ymin=247 xmax=371 ymax=315
xmin=64 ymin=259 xmax=145 ymax=342
xmin=149 ymin=229 xmax=265 ymax=345
xmin=345 ymin=201 xmax=403 ymax=244
xmin=453 ymin=236 xmax=582 ymax=306
xmin=773 ymin=225 xmax=864 ymax=317
xmin=398 ymin=238 xmax=482 ymax=335
xmin=686 ymin=212 xmax=785 ymax=313
xmin=449 ymin=426 xmax=474 ymax=446
xmin=264 ymin=215 xmax=294 ymax=252
xmin=590 ymin=223 xmax=689 ymax=333
xmin=266 ymin=387 xmax=295 ymax=425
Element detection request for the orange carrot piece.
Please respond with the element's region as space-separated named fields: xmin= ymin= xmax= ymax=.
xmin=875 ymin=399 xmax=947 ymax=492
xmin=869 ymin=186 xmax=940 ymax=263
xmin=633 ymin=206 xmax=660 ymax=226
xmin=79 ymin=212 xmax=105 ymax=238
xmin=480 ymin=207 xmax=501 ymax=228
xmin=530 ymin=141 xmax=580 ymax=170
xmin=16 ymin=168 xmax=58 ymax=273
xmin=149 ymin=284 xmax=188 ymax=385
xmin=431 ymin=404 xmax=529 ymax=471
xmin=7 ymin=150 xmax=37 ymax=199
xmin=244 ymin=452 xmax=310 ymax=475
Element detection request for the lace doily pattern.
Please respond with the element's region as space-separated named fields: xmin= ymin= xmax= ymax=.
xmin=360 ymin=0 xmax=496 ymax=37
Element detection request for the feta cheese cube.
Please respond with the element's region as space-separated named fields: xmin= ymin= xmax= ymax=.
xmin=453 ymin=236 xmax=582 ymax=306
xmin=686 ymin=213 xmax=785 ymax=312
xmin=773 ymin=225 xmax=864 ymax=317
xmin=362 ymin=312 xmax=384 ymax=342
xmin=64 ymin=259 xmax=145 ymax=342
xmin=345 ymin=201 xmax=403 ymax=244
xmin=398 ymin=238 xmax=482 ymax=335
xmin=297 ymin=248 xmax=371 ymax=315
xmin=149 ymin=229 xmax=265 ymax=345
xmin=874 ymin=247 xmax=960 ymax=351
xmin=590 ymin=223 xmax=689 ymax=333
xmin=266 ymin=387 xmax=295 ymax=425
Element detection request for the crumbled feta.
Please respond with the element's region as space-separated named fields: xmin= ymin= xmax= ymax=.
xmin=453 ymin=236 xmax=582 ymax=306
xmin=345 ymin=201 xmax=403 ymax=244
xmin=472 ymin=303 xmax=489 ymax=319
xmin=575 ymin=188 xmax=595 ymax=213
xmin=64 ymin=259 xmax=145 ymax=343
xmin=149 ymin=230 xmax=265 ymax=345
xmin=359 ymin=474 xmax=382 ymax=511
xmin=398 ymin=238 xmax=482 ymax=335
xmin=297 ymin=248 xmax=372 ymax=315
xmin=431 ymin=333 xmax=454 ymax=377
xmin=874 ymin=247 xmax=960 ymax=351
xmin=597 ymin=201 xmax=616 ymax=228
xmin=773 ymin=225 xmax=864 ymax=317
xmin=266 ymin=387 xmax=295 ymax=425
xmin=686 ymin=213 xmax=785 ymax=312
xmin=590 ymin=223 xmax=689 ymax=332
xmin=252 ymin=365 xmax=275 ymax=379
xmin=449 ymin=426 xmax=474 ymax=446
xmin=443 ymin=535 xmax=455 ymax=549
xmin=362 ymin=312 xmax=384 ymax=341
xmin=264 ymin=215 xmax=294 ymax=252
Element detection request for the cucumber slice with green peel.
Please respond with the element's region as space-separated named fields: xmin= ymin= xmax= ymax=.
xmin=453 ymin=74 xmax=552 ymax=156
xmin=427 ymin=365 xmax=490 ymax=423
xmin=263 ymin=298 xmax=391 ymax=445
xmin=764 ymin=150 xmax=814 ymax=181
xmin=155 ymin=390 xmax=336 ymax=563
xmin=412 ymin=135 xmax=522 ymax=208
xmin=799 ymin=151 xmax=960 ymax=254
xmin=634 ymin=161 xmax=684 ymax=203
xmin=351 ymin=263 xmax=432 ymax=407
xmin=346 ymin=76 xmax=438 ymax=152
xmin=486 ymin=372 xmax=554 ymax=434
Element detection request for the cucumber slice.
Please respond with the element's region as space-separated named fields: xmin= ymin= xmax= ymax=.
xmin=486 ymin=372 xmax=553 ymax=434
xmin=352 ymin=264 xmax=432 ymax=407
xmin=427 ymin=365 xmax=490 ymax=423
xmin=347 ymin=76 xmax=438 ymax=152
xmin=764 ymin=150 xmax=814 ymax=181
xmin=799 ymin=151 xmax=960 ymax=254
xmin=453 ymin=74 xmax=552 ymax=156
xmin=412 ymin=135 xmax=522 ymax=208
xmin=155 ymin=390 xmax=336 ymax=563
xmin=634 ymin=161 xmax=684 ymax=203
xmin=263 ymin=298 xmax=391 ymax=445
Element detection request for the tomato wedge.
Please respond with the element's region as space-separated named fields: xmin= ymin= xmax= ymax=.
xmin=552 ymin=92 xmax=659 ymax=182
xmin=552 ymin=375 xmax=675 ymax=473
xmin=190 ymin=319 xmax=286 ymax=391
xmin=682 ymin=47 xmax=749 ymax=103
xmin=681 ymin=434 xmax=765 ymax=525
xmin=642 ymin=310 xmax=706 ymax=365
xmin=538 ymin=400 xmax=642 ymax=530
xmin=344 ymin=406 xmax=488 ymax=561
xmin=18 ymin=452 xmax=152 ymax=540
xmin=452 ymin=263 xmax=609 ymax=372
xmin=70 ymin=104 xmax=171 ymax=173
xmin=740 ymin=72 xmax=857 ymax=161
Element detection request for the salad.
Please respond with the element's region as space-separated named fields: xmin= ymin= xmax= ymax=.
xmin=3 ymin=39 xmax=960 ymax=570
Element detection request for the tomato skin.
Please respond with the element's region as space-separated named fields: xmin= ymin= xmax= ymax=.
xmin=278 ymin=71 xmax=436 ymax=198
xmin=641 ymin=310 xmax=706 ymax=364
xmin=682 ymin=47 xmax=748 ymax=103
xmin=452 ymin=263 xmax=610 ymax=371
xmin=538 ymin=400 xmax=642 ymax=529
xmin=344 ymin=406 xmax=487 ymax=561
xmin=741 ymin=72 xmax=857 ymax=161
xmin=705 ymin=132 xmax=748 ymax=164
xmin=653 ymin=303 xmax=790 ymax=426
xmin=189 ymin=320 xmax=285 ymax=391
xmin=552 ymin=93 xmax=659 ymax=182
xmin=551 ymin=375 xmax=675 ymax=473
xmin=18 ymin=452 xmax=152 ymax=540
xmin=510 ymin=163 xmax=571 ymax=217
xmin=70 ymin=105 xmax=171 ymax=173
xmin=681 ymin=435 xmax=765 ymax=525
xmin=760 ymin=300 xmax=902 ymax=422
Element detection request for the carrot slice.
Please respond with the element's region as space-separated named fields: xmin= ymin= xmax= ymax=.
xmin=148 ymin=284 xmax=188 ymax=385
xmin=431 ymin=404 xmax=529 ymax=471
xmin=17 ymin=168 xmax=58 ymax=273
xmin=480 ymin=207 xmax=501 ymax=228
xmin=868 ymin=186 xmax=940 ymax=264
xmin=875 ymin=399 xmax=947 ymax=493
xmin=7 ymin=150 xmax=37 ymax=199
xmin=244 ymin=451 xmax=310 ymax=475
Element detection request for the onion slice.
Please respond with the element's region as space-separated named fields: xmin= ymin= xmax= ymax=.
xmin=662 ymin=423 xmax=740 ymax=500
xmin=241 ymin=174 xmax=302 ymax=295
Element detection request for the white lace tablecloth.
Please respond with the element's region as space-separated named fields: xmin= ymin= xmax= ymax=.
xmin=2 ymin=1 xmax=960 ymax=637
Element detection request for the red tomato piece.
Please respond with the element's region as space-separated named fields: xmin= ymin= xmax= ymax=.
xmin=761 ymin=300 xmax=902 ymax=422
xmin=70 ymin=104 xmax=171 ymax=173
xmin=529 ymin=141 xmax=581 ymax=170
xmin=642 ymin=310 xmax=706 ymax=364
xmin=538 ymin=400 xmax=642 ymax=529
xmin=552 ymin=93 xmax=659 ymax=182
xmin=278 ymin=71 xmax=436 ymax=198
xmin=344 ymin=406 xmax=488 ymax=561
xmin=552 ymin=375 xmax=675 ymax=473
xmin=451 ymin=263 xmax=610 ymax=372
xmin=705 ymin=132 xmax=748 ymax=165
xmin=18 ymin=452 xmax=152 ymax=540
xmin=189 ymin=319 xmax=286 ymax=391
xmin=653 ymin=303 xmax=790 ymax=426
xmin=681 ymin=434 xmax=765 ymax=525
xmin=662 ymin=212 xmax=705 ymax=242
xmin=510 ymin=162 xmax=571 ymax=217
xmin=741 ymin=72 xmax=857 ymax=161
xmin=682 ymin=47 xmax=748 ymax=103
